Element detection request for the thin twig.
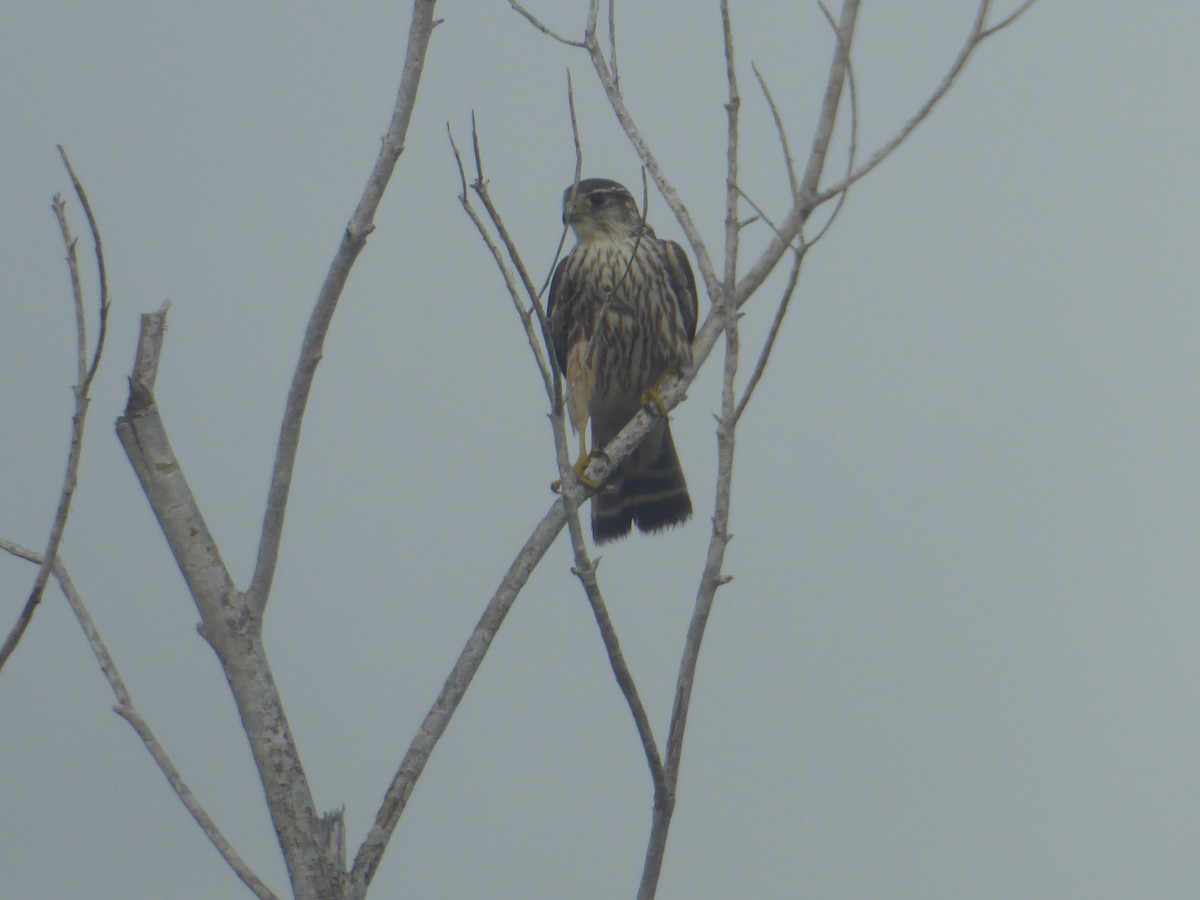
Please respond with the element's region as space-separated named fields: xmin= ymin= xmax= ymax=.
xmin=468 ymin=115 xmax=570 ymax=391
xmin=0 ymin=153 xmax=109 ymax=673
xmin=508 ymin=0 xmax=587 ymax=47
xmin=449 ymin=124 xmax=555 ymax=401
xmin=57 ymin=145 xmax=110 ymax=384
xmin=548 ymin=68 xmax=585 ymax=414
xmin=607 ymin=0 xmax=620 ymax=92
xmin=452 ymin=70 xmax=585 ymax=426
xmin=547 ymin=78 xmax=586 ymax=483
xmin=602 ymin=167 xmax=652 ymax=305
xmin=721 ymin=0 xmax=741 ymax=298
xmin=54 ymin=199 xmax=86 ymax=381
xmin=734 ymin=186 xmax=803 ymax=254
xmin=751 ymin=63 xmax=799 ymax=202
xmin=469 ymin=114 xmax=540 ymax=303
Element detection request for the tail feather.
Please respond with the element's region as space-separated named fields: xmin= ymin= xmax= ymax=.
xmin=592 ymin=424 xmax=691 ymax=544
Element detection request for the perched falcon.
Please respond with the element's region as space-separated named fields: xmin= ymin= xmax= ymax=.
xmin=547 ymin=178 xmax=698 ymax=543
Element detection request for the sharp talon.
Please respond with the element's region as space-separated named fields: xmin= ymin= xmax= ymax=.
xmin=641 ymin=385 xmax=669 ymax=417
xmin=572 ymin=460 xmax=600 ymax=489
xmin=550 ymin=479 xmax=564 ymax=493
xmin=641 ymin=367 xmax=677 ymax=416
xmin=564 ymin=447 xmax=603 ymax=489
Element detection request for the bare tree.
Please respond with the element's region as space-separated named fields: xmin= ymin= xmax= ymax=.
xmin=2 ymin=2 xmax=1035 ymax=898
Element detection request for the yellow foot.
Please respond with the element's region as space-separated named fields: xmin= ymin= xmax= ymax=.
xmin=640 ymin=367 xmax=678 ymax=417
xmin=572 ymin=449 xmax=603 ymax=489
xmin=550 ymin=450 xmax=603 ymax=492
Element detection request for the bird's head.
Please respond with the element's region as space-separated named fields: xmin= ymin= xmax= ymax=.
xmin=562 ymin=178 xmax=645 ymax=242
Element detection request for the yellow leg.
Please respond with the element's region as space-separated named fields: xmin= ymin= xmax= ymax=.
xmin=571 ymin=429 xmax=601 ymax=489
xmin=640 ymin=367 xmax=678 ymax=417
xmin=574 ymin=430 xmax=589 ymax=472
xmin=551 ymin=425 xmax=600 ymax=492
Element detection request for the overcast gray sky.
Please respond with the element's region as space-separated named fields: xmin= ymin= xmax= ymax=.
xmin=4 ymin=2 xmax=1200 ymax=898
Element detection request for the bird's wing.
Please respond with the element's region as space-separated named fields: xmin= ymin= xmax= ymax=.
xmin=546 ymin=254 xmax=574 ymax=375
xmin=664 ymin=239 xmax=698 ymax=342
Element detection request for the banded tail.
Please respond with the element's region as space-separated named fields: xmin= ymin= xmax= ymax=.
xmin=592 ymin=421 xmax=691 ymax=544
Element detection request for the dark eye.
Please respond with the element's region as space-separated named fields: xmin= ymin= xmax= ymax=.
xmin=590 ymin=195 xmax=605 ymax=208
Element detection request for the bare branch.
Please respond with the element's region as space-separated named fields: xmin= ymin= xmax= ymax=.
xmin=468 ymin=117 xmax=565 ymax=385
xmin=0 ymin=540 xmax=279 ymax=900
xmin=561 ymin=481 xmax=666 ymax=797
xmin=468 ymin=115 xmax=540 ymax=304
xmin=733 ymin=250 xmax=804 ymax=423
xmin=116 ymin=304 xmax=239 ymax=624
xmin=734 ymin=186 xmax=803 ymax=254
xmin=738 ymin=1 xmax=862 ymax=388
xmin=117 ymin=307 xmax=338 ymax=898
xmin=54 ymin=198 xmax=86 ymax=382
xmin=105 ymin=705 xmax=275 ymax=900
xmin=631 ymin=21 xmax=754 ymax=893
xmin=803 ymin=0 xmax=860 ymax=248
xmin=751 ymin=63 xmax=799 ymax=201
xmin=814 ymin=0 xmax=1036 ymax=205
xmin=248 ymin=0 xmax=440 ymax=611
xmin=982 ymin=0 xmax=1039 ymax=38
xmin=448 ymin=124 xmax=554 ymax=400
xmin=57 ymin=145 xmax=110 ymax=386
xmin=732 ymin=0 xmax=859 ymax=308
xmin=350 ymin=499 xmax=568 ymax=897
xmin=0 ymin=156 xmax=110 ymax=673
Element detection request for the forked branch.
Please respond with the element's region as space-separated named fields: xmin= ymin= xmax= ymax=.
xmin=114 ymin=5 xmax=443 ymax=897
